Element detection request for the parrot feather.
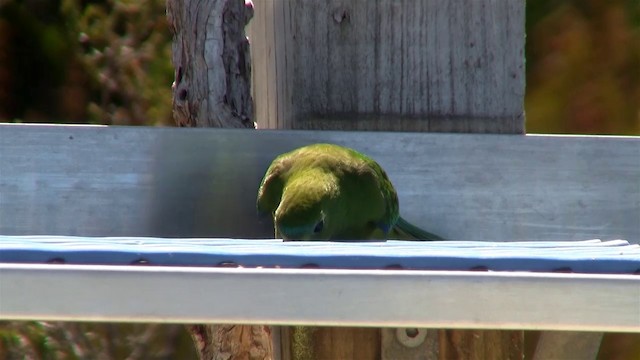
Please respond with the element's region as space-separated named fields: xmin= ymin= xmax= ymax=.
xmin=389 ymin=216 xmax=444 ymax=240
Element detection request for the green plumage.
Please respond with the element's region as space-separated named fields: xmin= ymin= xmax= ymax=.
xmin=257 ymin=143 xmax=442 ymax=241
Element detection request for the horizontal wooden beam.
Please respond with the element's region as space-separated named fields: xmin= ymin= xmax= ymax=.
xmin=1 ymin=263 xmax=638 ymax=332
xmin=0 ymin=124 xmax=638 ymax=243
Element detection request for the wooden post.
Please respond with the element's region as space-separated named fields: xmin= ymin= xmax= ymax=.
xmin=249 ymin=0 xmax=525 ymax=132
xmin=167 ymin=0 xmax=255 ymax=128
xmin=248 ymin=0 xmax=526 ymax=358
xmin=167 ymin=1 xmax=272 ymax=359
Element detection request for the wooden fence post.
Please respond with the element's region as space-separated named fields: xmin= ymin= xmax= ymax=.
xmin=249 ymin=0 xmax=525 ymax=132
xmin=167 ymin=1 xmax=273 ymax=359
xmin=167 ymin=0 xmax=255 ymax=128
xmin=248 ymin=0 xmax=525 ymax=358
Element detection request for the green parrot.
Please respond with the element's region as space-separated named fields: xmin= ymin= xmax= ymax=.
xmin=257 ymin=143 xmax=443 ymax=241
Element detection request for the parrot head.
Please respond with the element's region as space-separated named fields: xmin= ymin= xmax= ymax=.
xmin=257 ymin=144 xmax=398 ymax=241
xmin=259 ymin=167 xmax=340 ymax=240
xmin=273 ymin=172 xmax=338 ymax=240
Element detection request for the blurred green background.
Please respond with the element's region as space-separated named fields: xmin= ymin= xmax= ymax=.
xmin=0 ymin=0 xmax=638 ymax=133
xmin=0 ymin=0 xmax=638 ymax=359
xmin=0 ymin=0 xmax=173 ymax=126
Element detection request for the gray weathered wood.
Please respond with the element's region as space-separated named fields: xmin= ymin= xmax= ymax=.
xmin=248 ymin=0 xmax=525 ymax=132
xmin=166 ymin=0 xmax=254 ymax=128
xmin=1 ymin=125 xmax=637 ymax=243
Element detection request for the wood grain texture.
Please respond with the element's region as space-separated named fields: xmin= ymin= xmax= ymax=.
xmin=440 ymin=330 xmax=523 ymax=360
xmin=212 ymin=324 xmax=274 ymax=360
xmin=183 ymin=324 xmax=275 ymax=360
xmin=288 ymin=327 xmax=380 ymax=360
xmin=167 ymin=0 xmax=254 ymax=128
xmin=249 ymin=0 xmax=525 ymax=132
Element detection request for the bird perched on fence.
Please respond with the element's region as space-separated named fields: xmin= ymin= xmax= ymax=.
xmin=257 ymin=143 xmax=442 ymax=241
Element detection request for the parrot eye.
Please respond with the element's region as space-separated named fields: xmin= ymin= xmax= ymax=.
xmin=313 ymin=220 xmax=324 ymax=233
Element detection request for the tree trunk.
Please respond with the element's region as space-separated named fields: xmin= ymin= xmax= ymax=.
xmin=167 ymin=0 xmax=254 ymax=128
xmin=167 ymin=1 xmax=268 ymax=359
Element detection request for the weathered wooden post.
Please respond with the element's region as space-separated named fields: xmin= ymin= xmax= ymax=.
xmin=248 ymin=0 xmax=525 ymax=358
xmin=167 ymin=0 xmax=255 ymax=128
xmin=166 ymin=0 xmax=273 ymax=359
xmin=249 ymin=0 xmax=525 ymax=132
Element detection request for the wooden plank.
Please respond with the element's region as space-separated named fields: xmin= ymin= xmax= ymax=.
xmin=248 ymin=0 xmax=525 ymax=132
xmin=287 ymin=327 xmax=380 ymax=360
xmin=439 ymin=329 xmax=523 ymax=360
xmin=248 ymin=0 xmax=276 ymax=130
xmin=1 ymin=125 xmax=637 ymax=243
xmin=2 ymin=264 xmax=639 ymax=332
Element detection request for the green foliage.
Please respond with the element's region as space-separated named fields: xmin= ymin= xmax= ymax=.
xmin=61 ymin=0 xmax=173 ymax=125
xmin=60 ymin=0 xmax=174 ymax=125
xmin=0 ymin=321 xmax=196 ymax=359
xmin=0 ymin=0 xmax=174 ymax=125
xmin=526 ymin=0 xmax=640 ymax=135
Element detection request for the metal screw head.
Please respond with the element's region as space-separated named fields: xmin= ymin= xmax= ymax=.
xmin=396 ymin=328 xmax=427 ymax=348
